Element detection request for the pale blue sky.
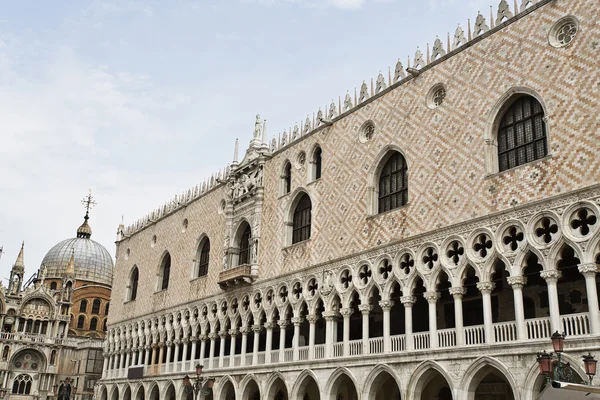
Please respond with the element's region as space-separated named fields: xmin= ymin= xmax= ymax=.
xmin=0 ymin=0 xmax=494 ymax=282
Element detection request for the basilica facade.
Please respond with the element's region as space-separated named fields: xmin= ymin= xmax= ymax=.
xmin=1 ymin=206 xmax=113 ymax=400
xmin=99 ymin=0 xmax=600 ymax=399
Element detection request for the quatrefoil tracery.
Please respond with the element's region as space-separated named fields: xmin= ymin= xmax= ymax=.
xmin=571 ymin=209 xmax=597 ymax=236
xmin=422 ymin=247 xmax=438 ymax=269
xmin=400 ymin=254 xmax=414 ymax=275
xmin=446 ymin=241 xmax=464 ymax=265
xmin=378 ymin=260 xmax=393 ymax=280
xmin=473 ymin=234 xmax=493 ymax=258
xmin=503 ymin=226 xmax=524 ymax=251
xmin=307 ymin=278 xmax=319 ymax=297
xmin=357 ymin=264 xmax=372 ymax=285
xmin=292 ymin=282 xmax=303 ymax=300
xmin=536 ymin=217 xmax=558 ymax=244
xmin=339 ymin=269 xmax=353 ymax=289
xmin=279 ymin=286 xmax=289 ymax=303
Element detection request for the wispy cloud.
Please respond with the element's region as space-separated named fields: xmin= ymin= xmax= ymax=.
xmin=241 ymin=0 xmax=385 ymax=10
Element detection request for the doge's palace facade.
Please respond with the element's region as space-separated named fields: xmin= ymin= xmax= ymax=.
xmin=99 ymin=0 xmax=600 ymax=399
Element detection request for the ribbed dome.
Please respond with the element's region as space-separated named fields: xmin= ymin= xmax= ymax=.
xmin=41 ymin=237 xmax=114 ymax=286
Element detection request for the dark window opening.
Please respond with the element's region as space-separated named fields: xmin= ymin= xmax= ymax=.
xmin=283 ymin=163 xmax=292 ymax=194
xmin=92 ymin=299 xmax=101 ymax=314
xmin=293 ymin=194 xmax=312 ymax=244
xmin=314 ymin=147 xmax=322 ymax=180
xmin=198 ymin=239 xmax=210 ymax=277
xmin=130 ymin=268 xmax=139 ymax=301
xmin=161 ymin=253 xmax=171 ymax=290
xmin=79 ymin=300 xmax=88 ymax=313
xmin=378 ymin=152 xmax=408 ymax=213
xmin=90 ymin=318 xmax=98 ymax=331
xmin=77 ymin=316 xmax=85 ymax=329
xmin=239 ymin=225 xmax=252 ymax=266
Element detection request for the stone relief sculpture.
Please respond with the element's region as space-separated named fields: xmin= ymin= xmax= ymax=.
xmin=253 ymin=114 xmax=263 ymax=141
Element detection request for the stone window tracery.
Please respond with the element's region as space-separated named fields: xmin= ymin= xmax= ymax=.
xmin=535 ymin=217 xmax=559 ymax=244
xmin=378 ymin=151 xmax=408 ymax=213
xmin=293 ymin=194 xmax=312 ymax=244
xmin=503 ymin=226 xmax=524 ymax=251
xmin=497 ymin=95 xmax=547 ymax=172
xmin=422 ymin=247 xmax=438 ymax=270
xmin=446 ymin=241 xmax=464 ymax=265
xmin=473 ymin=234 xmax=493 ymax=258
xmin=400 ymin=254 xmax=414 ymax=275
xmin=12 ymin=374 xmax=32 ymax=395
xmin=549 ymin=16 xmax=579 ymax=48
xmin=570 ymin=209 xmax=597 ymax=236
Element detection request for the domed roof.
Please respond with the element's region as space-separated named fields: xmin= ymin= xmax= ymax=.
xmin=41 ymin=214 xmax=114 ymax=286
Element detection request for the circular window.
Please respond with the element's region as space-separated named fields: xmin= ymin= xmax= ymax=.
xmin=296 ymin=151 xmax=306 ymax=169
xmin=549 ymin=16 xmax=579 ymax=48
xmin=218 ymin=199 xmax=226 ymax=215
xmin=182 ymin=218 xmax=188 ymax=233
xmin=151 ymin=235 xmax=157 ymax=248
xmin=358 ymin=121 xmax=375 ymax=144
xmin=426 ymin=83 xmax=447 ymax=109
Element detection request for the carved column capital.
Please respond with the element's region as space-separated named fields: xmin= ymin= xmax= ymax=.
xmin=378 ymin=300 xmax=394 ymax=310
xmin=239 ymin=327 xmax=251 ymax=335
xmin=190 ymin=337 xmax=199 ymax=343
xmin=252 ymin=324 xmax=262 ymax=333
xmin=339 ymin=308 xmax=353 ymax=317
xmin=507 ymin=276 xmax=527 ymax=288
xmin=401 ymin=296 xmax=417 ymax=306
xmin=277 ymin=320 xmax=288 ymax=329
xmin=578 ymin=263 xmax=598 ymax=277
xmin=449 ymin=287 xmax=466 ymax=298
xmin=208 ymin=332 xmax=217 ymax=340
xmin=540 ymin=270 xmax=562 ymax=284
xmin=424 ymin=291 xmax=441 ymax=303
xmin=263 ymin=322 xmax=274 ymax=330
xmin=306 ymin=314 xmax=319 ymax=324
xmin=291 ymin=317 xmax=304 ymax=326
xmin=476 ymin=281 xmax=496 ymax=294
xmin=358 ymin=304 xmax=372 ymax=315
xmin=218 ymin=330 xmax=228 ymax=338
xmin=199 ymin=334 xmax=208 ymax=342
xmin=229 ymin=329 xmax=239 ymax=337
xmin=322 ymin=311 xmax=339 ymax=321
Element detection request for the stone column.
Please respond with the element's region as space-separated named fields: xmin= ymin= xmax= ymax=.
xmin=150 ymin=344 xmax=157 ymax=367
xmin=252 ymin=324 xmax=261 ymax=365
xmin=278 ymin=320 xmax=288 ymax=362
xmin=401 ymin=296 xmax=416 ymax=351
xmin=190 ymin=337 xmax=198 ymax=363
xmin=165 ymin=341 xmax=173 ymax=369
xmin=102 ymin=354 xmax=109 ymax=378
xmin=124 ymin=350 xmax=131 ymax=370
xmin=239 ymin=327 xmax=249 ymax=366
xmin=291 ymin=317 xmax=303 ymax=361
xmin=540 ymin=270 xmax=562 ymax=333
xmin=379 ymin=300 xmax=393 ymax=352
xmin=340 ymin=308 xmax=352 ymax=357
xmin=579 ymin=263 xmax=600 ymax=334
xmin=182 ymin=338 xmax=189 ymax=368
xmin=264 ymin=323 xmax=274 ymax=364
xmin=145 ymin=346 xmax=151 ymax=366
xmin=208 ymin=333 xmax=216 ymax=369
xmin=199 ymin=335 xmax=207 ymax=368
xmin=307 ymin=314 xmax=318 ymax=360
xmin=218 ymin=331 xmax=227 ymax=368
xmin=323 ymin=311 xmax=337 ymax=358
xmin=424 ymin=292 xmax=440 ymax=349
xmin=449 ymin=287 xmax=466 ymax=346
xmin=477 ymin=282 xmax=496 ymax=344
xmin=173 ymin=340 xmax=180 ymax=368
xmin=507 ymin=276 xmax=527 ymax=340
xmin=229 ymin=329 xmax=238 ymax=366
xmin=358 ymin=304 xmax=372 ymax=355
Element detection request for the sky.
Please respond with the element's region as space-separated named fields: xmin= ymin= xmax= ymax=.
xmin=0 ymin=0 xmax=497 ymax=283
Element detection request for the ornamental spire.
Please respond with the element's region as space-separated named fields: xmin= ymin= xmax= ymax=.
xmin=77 ymin=190 xmax=96 ymax=239
xmin=13 ymin=241 xmax=25 ymax=271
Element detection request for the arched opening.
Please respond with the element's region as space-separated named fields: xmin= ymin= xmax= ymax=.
xmin=149 ymin=385 xmax=160 ymax=400
xmin=436 ymin=271 xmax=454 ymax=331
xmin=197 ymin=237 xmax=211 ymax=277
xmin=556 ymin=246 xmax=588 ymax=336
xmin=282 ymin=162 xmax=292 ymax=195
xmin=12 ymin=374 xmax=32 ymax=395
xmin=348 ymin=291 xmax=362 ymax=344
xmin=365 ymin=369 xmax=401 ymax=400
xmin=50 ymin=281 xmax=58 ymax=290
xmin=415 ymin=369 xmax=452 ymax=400
xmin=219 ymin=379 xmax=236 ymax=400
xmin=389 ymin=281 xmax=405 ymax=337
xmin=368 ymin=287 xmax=383 ymax=340
xmin=521 ymin=252 xmax=547 ymax=337
xmin=159 ymin=252 xmax=172 ymax=290
xmin=292 ymin=194 xmax=312 ymax=244
xmin=266 ymin=377 xmax=289 ymax=400
xmin=165 ymin=383 xmax=176 ymax=400
xmin=461 ymin=266 xmax=484 ymax=340
xmin=328 ymin=373 xmax=358 ymax=400
xmin=77 ymin=315 xmax=85 ymax=329
xmin=80 ymin=299 xmax=88 ymax=313
xmin=123 ymin=386 xmax=132 ymax=400
xmin=111 ymin=386 xmax=120 ymax=400
xmin=491 ymin=260 xmax=515 ymax=338
xmin=100 ymin=387 xmax=108 ymax=400
xmin=242 ymin=379 xmax=260 ymax=400
xmin=92 ymin=299 xmax=101 ymax=314
xmin=467 ymin=366 xmax=515 ymax=400
xmin=135 ymin=385 xmax=146 ymax=400
xmin=413 ymin=277 xmax=429 ymax=335
xmin=129 ymin=266 xmax=139 ymax=301
xmin=90 ymin=317 xmax=98 ymax=331
xmin=311 ymin=146 xmax=322 ymax=181
xmin=496 ymin=95 xmax=547 ymax=172
xmin=377 ymin=151 xmax=408 ymax=214
xmin=234 ymin=222 xmax=252 ymax=267
xmin=294 ymin=373 xmax=320 ymax=400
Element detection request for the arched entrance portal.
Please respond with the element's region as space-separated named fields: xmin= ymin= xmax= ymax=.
xmin=267 ymin=377 xmax=288 ymax=400
xmin=123 ymin=386 xmax=132 ymax=400
xmin=416 ymin=369 xmax=452 ymax=400
xmin=242 ymin=379 xmax=260 ymax=400
xmin=295 ymin=373 xmax=320 ymax=400
xmin=328 ymin=373 xmax=358 ymax=400
xmin=148 ymin=385 xmax=160 ymax=400
xmin=219 ymin=380 xmax=236 ymax=400
xmin=165 ymin=383 xmax=176 ymax=400
xmin=110 ymin=387 xmax=120 ymax=400
xmin=364 ymin=370 xmax=401 ymax=400
xmin=134 ymin=385 xmax=146 ymax=400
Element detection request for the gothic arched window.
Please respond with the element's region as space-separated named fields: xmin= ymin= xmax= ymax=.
xmin=283 ymin=162 xmax=292 ymax=194
xmin=293 ymin=194 xmax=312 ymax=244
xmin=198 ymin=239 xmax=210 ymax=277
xmin=378 ymin=151 xmax=408 ymax=213
xmin=77 ymin=316 xmax=85 ymax=329
xmin=50 ymin=282 xmax=57 ymax=291
xmin=160 ymin=253 xmax=171 ymax=290
xmin=92 ymin=299 xmax=101 ymax=314
xmin=129 ymin=267 xmax=139 ymax=301
xmin=12 ymin=374 xmax=32 ymax=395
xmin=312 ymin=146 xmax=323 ymax=181
xmin=239 ymin=225 xmax=252 ymax=266
xmin=497 ymin=95 xmax=547 ymax=172
xmin=105 ymin=302 xmax=109 ymax=314
xmin=79 ymin=300 xmax=88 ymax=313
xmin=90 ymin=317 xmax=98 ymax=331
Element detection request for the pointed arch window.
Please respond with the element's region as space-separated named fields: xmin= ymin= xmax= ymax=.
xmin=378 ymin=151 xmax=408 ymax=213
xmin=283 ymin=162 xmax=292 ymax=194
xmin=497 ymin=95 xmax=547 ymax=172
xmin=12 ymin=374 xmax=32 ymax=395
xmin=239 ymin=225 xmax=252 ymax=266
xmin=92 ymin=299 xmax=101 ymax=314
xmin=160 ymin=253 xmax=171 ymax=290
xmin=90 ymin=317 xmax=98 ymax=331
xmin=129 ymin=267 xmax=139 ymax=301
xmin=312 ymin=147 xmax=323 ymax=180
xmin=50 ymin=282 xmax=57 ymax=291
xmin=77 ymin=316 xmax=85 ymax=329
xmin=293 ymin=194 xmax=312 ymax=244
xmin=198 ymin=239 xmax=210 ymax=277
xmin=79 ymin=300 xmax=88 ymax=313
xmin=105 ymin=302 xmax=109 ymax=314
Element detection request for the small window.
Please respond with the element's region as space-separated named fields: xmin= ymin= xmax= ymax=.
xmin=497 ymin=96 xmax=547 ymax=172
xmin=378 ymin=151 xmax=408 ymax=213
xmin=239 ymin=225 xmax=252 ymax=266
xmin=312 ymin=147 xmax=322 ymax=181
xmin=198 ymin=239 xmax=210 ymax=277
xmin=103 ymin=319 xmax=107 ymax=332
xmin=130 ymin=267 xmax=139 ymax=301
xmin=105 ymin=303 xmax=110 ymax=315
xmin=92 ymin=299 xmax=101 ymax=314
xmin=283 ymin=162 xmax=292 ymax=194
xmin=160 ymin=253 xmax=171 ymax=290
xmin=77 ymin=316 xmax=85 ymax=329
xmin=50 ymin=282 xmax=57 ymax=291
xmin=79 ymin=300 xmax=88 ymax=313
xmin=293 ymin=194 xmax=312 ymax=244
xmin=90 ymin=318 xmax=98 ymax=331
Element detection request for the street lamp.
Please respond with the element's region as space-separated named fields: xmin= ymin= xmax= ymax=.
xmin=536 ymin=331 xmax=597 ymax=385
xmin=183 ymin=364 xmax=215 ymax=399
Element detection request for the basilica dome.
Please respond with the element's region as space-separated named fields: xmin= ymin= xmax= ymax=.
xmin=40 ymin=214 xmax=114 ymax=286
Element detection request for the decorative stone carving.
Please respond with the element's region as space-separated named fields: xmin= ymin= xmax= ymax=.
xmin=359 ymin=81 xmax=369 ymax=103
xmin=424 ymin=292 xmax=441 ymax=303
xmin=320 ymin=270 xmax=334 ymax=297
xmin=453 ymin=25 xmax=467 ymax=50
xmin=496 ymin=0 xmax=514 ymax=25
xmin=507 ymin=276 xmax=527 ymax=288
xmin=339 ymin=308 xmax=352 ymax=317
xmin=343 ymin=92 xmax=353 ymax=111
xmin=375 ymin=73 xmax=387 ymax=94
xmin=378 ymin=300 xmax=394 ymax=310
xmin=292 ymin=123 xmax=300 ymax=141
xmin=474 ymin=12 xmax=490 ymax=37
xmin=358 ymin=304 xmax=372 ymax=314
xmin=306 ymin=314 xmax=319 ymax=323
xmin=413 ymin=48 xmax=425 ymax=69
xmin=253 ymin=114 xmax=263 ymax=142
xmin=449 ymin=287 xmax=466 ymax=297
xmin=291 ymin=317 xmax=304 ymax=325
xmin=432 ymin=38 xmax=446 ymax=59
xmin=228 ymin=165 xmax=263 ymax=202
xmin=329 ymin=100 xmax=337 ymax=119
xmin=540 ymin=270 xmax=561 ymax=284
xmin=394 ymin=60 xmax=406 ymax=82
xmin=401 ymin=296 xmax=417 ymax=306
xmin=476 ymin=281 xmax=496 ymax=293
xmin=578 ymin=263 xmax=598 ymax=276
xmin=304 ymin=115 xmax=311 ymax=134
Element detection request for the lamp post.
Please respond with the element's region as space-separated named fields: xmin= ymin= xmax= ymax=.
xmin=183 ymin=364 xmax=215 ymax=399
xmin=536 ymin=331 xmax=597 ymax=385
